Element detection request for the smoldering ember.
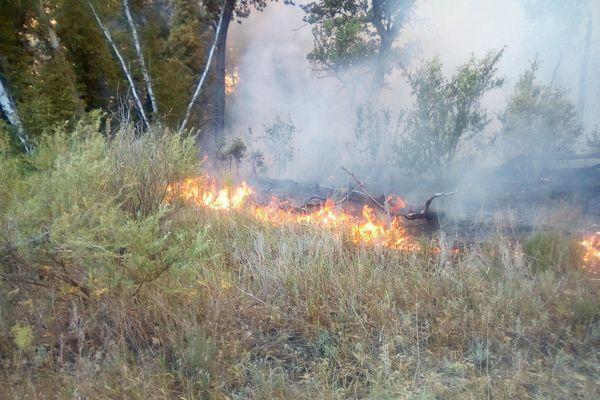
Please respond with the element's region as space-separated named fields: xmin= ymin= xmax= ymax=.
xmin=0 ymin=1 xmax=599 ymax=398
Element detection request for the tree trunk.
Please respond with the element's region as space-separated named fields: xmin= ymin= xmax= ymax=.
xmin=86 ymin=0 xmax=149 ymax=128
xmin=371 ymin=34 xmax=392 ymax=99
xmin=179 ymin=0 xmax=228 ymax=136
xmin=210 ymin=0 xmax=234 ymax=142
xmin=578 ymin=7 xmax=592 ymax=121
xmin=0 ymin=76 xmax=31 ymax=154
xmin=123 ymin=0 xmax=158 ymax=116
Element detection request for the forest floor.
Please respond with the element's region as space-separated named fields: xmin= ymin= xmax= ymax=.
xmin=1 ymin=126 xmax=599 ymax=399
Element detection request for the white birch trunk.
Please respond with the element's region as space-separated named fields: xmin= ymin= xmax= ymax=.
xmin=123 ymin=0 xmax=158 ymax=115
xmin=178 ymin=0 xmax=227 ymax=133
xmin=86 ymin=0 xmax=150 ymax=128
xmin=0 ymin=78 xmax=31 ymax=154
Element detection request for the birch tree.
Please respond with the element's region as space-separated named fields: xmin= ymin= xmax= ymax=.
xmin=179 ymin=0 xmax=226 ymax=133
xmin=0 ymin=77 xmax=31 ymax=154
xmin=123 ymin=0 xmax=158 ymax=115
xmin=86 ymin=0 xmax=150 ymax=128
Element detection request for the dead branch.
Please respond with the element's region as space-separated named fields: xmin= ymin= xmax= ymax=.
xmin=399 ymin=191 xmax=456 ymax=220
xmin=340 ymin=166 xmax=389 ymax=216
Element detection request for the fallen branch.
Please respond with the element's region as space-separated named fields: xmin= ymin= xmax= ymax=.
xmin=400 ymin=191 xmax=456 ymax=220
xmin=340 ymin=166 xmax=388 ymax=216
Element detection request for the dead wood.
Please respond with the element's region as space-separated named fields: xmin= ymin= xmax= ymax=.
xmin=340 ymin=166 xmax=389 ymax=216
xmin=398 ymin=191 xmax=456 ymax=221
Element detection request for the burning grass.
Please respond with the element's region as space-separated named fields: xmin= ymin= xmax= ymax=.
xmin=167 ymin=175 xmax=420 ymax=251
xmin=1 ymin=125 xmax=599 ymax=399
xmin=580 ymin=232 xmax=600 ymax=275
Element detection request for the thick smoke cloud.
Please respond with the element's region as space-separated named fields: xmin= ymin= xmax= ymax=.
xmin=228 ymin=0 xmax=599 ymax=183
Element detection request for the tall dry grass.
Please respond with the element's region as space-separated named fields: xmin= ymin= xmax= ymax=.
xmin=0 ymin=120 xmax=598 ymax=399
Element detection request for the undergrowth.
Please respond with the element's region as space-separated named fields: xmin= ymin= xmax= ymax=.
xmin=0 ymin=121 xmax=598 ymax=399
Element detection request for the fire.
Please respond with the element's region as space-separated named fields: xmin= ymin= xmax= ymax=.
xmin=225 ymin=69 xmax=239 ymax=95
xmin=166 ymin=175 xmax=252 ymax=210
xmin=580 ymin=232 xmax=600 ymax=275
xmin=167 ymin=176 xmax=419 ymax=251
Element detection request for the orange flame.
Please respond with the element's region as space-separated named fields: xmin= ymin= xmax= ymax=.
xmin=166 ymin=175 xmax=253 ymax=210
xmin=225 ymin=69 xmax=239 ymax=95
xmin=580 ymin=232 xmax=600 ymax=275
xmin=167 ymin=176 xmax=419 ymax=251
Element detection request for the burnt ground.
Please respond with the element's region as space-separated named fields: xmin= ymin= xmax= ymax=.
xmin=248 ymin=161 xmax=600 ymax=242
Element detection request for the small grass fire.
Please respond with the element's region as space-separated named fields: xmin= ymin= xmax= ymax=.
xmin=166 ymin=175 xmax=420 ymax=251
xmin=580 ymin=232 xmax=600 ymax=275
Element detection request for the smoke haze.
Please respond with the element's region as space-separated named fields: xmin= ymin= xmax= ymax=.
xmin=228 ymin=0 xmax=599 ymax=183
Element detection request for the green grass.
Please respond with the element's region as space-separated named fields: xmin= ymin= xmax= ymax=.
xmin=1 ymin=122 xmax=599 ymax=399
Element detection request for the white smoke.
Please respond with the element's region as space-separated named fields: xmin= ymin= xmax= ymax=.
xmin=228 ymin=0 xmax=599 ymax=182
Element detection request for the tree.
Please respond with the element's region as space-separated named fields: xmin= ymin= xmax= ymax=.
xmin=162 ymin=0 xmax=211 ymax=128
xmin=123 ymin=0 xmax=157 ymax=115
xmin=54 ymin=0 xmax=120 ymax=111
xmin=498 ymin=60 xmax=583 ymax=164
xmin=396 ymin=50 xmax=504 ymax=180
xmin=520 ymin=0 xmax=593 ymax=120
xmin=302 ymin=0 xmax=416 ymax=96
xmin=264 ymin=115 xmax=295 ymax=174
xmin=203 ymin=0 xmax=271 ymax=142
xmin=0 ymin=75 xmax=31 ymax=153
xmin=353 ymin=104 xmax=401 ymax=170
xmin=0 ymin=0 xmax=84 ymax=145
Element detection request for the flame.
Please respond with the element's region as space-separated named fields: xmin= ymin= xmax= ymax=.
xmin=225 ymin=69 xmax=239 ymax=95
xmin=167 ymin=176 xmax=419 ymax=251
xmin=580 ymin=232 xmax=600 ymax=275
xmin=166 ymin=175 xmax=252 ymax=210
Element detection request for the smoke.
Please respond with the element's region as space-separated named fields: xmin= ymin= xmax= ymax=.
xmin=227 ymin=0 xmax=599 ymax=185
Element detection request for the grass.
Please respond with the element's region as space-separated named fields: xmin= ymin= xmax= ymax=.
xmin=1 ymin=121 xmax=599 ymax=399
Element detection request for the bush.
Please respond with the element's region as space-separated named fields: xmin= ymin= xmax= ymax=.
xmin=0 ymin=118 xmax=203 ymax=353
xmin=396 ymin=50 xmax=504 ymax=181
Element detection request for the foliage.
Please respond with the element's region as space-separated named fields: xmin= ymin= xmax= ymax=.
xmin=249 ymin=150 xmax=266 ymax=175
xmin=498 ymin=60 xmax=582 ymax=164
xmin=302 ymin=0 xmax=416 ymax=91
xmin=587 ymin=127 xmax=600 ymax=152
xmin=264 ymin=115 xmax=295 ymax=173
xmin=11 ymin=323 xmax=34 ymax=352
xmin=396 ymin=50 xmax=504 ymax=180
xmin=158 ymin=0 xmax=211 ymax=126
xmin=217 ymin=136 xmax=248 ymax=173
xmin=353 ymin=104 xmax=402 ymax=171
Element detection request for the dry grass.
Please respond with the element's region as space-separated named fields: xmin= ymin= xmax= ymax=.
xmin=1 ymin=123 xmax=599 ymax=399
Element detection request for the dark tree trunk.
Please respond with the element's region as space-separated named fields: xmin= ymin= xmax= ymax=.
xmin=371 ymin=34 xmax=392 ymax=99
xmin=210 ymin=0 xmax=234 ymax=144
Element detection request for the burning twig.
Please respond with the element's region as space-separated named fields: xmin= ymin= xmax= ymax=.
xmin=340 ymin=167 xmax=389 ymax=216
